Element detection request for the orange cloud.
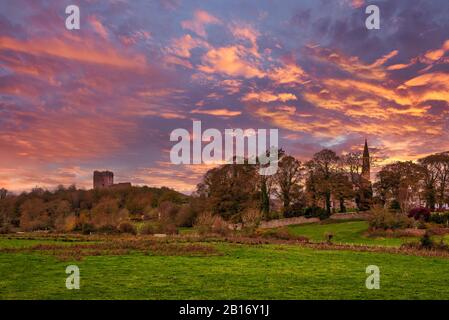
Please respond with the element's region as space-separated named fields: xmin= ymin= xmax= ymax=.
xmin=0 ymin=166 xmax=93 ymax=192
xmin=198 ymin=46 xmax=265 ymax=78
xmin=0 ymin=35 xmax=146 ymax=69
xmin=424 ymin=40 xmax=449 ymax=61
xmin=350 ymin=0 xmax=365 ymax=8
xmin=220 ymin=79 xmax=242 ymax=95
xmin=403 ymin=72 xmax=449 ymax=103
xmin=88 ymin=15 xmax=109 ymax=39
xmin=181 ymin=10 xmax=221 ymax=37
xmin=307 ymin=45 xmax=397 ymax=81
xmin=168 ymin=34 xmax=210 ymax=58
xmin=191 ymin=108 xmax=242 ymax=117
xmin=230 ymin=24 xmax=260 ymax=57
xmin=0 ymin=109 xmax=136 ymax=163
xmin=242 ymin=91 xmax=297 ymax=103
xmin=268 ymin=62 xmax=307 ymax=85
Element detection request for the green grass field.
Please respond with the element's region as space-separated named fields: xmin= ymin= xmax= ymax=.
xmin=287 ymin=221 xmax=411 ymax=246
xmin=1 ymin=221 xmax=449 ymax=300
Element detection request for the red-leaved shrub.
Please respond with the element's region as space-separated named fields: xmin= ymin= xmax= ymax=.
xmin=408 ymin=207 xmax=431 ymax=222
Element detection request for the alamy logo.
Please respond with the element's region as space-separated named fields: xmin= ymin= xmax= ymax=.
xmin=170 ymin=121 xmax=279 ymax=175
xmin=365 ymin=5 xmax=380 ymax=30
xmin=65 ymin=265 xmax=80 ymax=290
xmin=65 ymin=5 xmax=80 ymax=30
xmin=365 ymin=265 xmax=380 ymax=289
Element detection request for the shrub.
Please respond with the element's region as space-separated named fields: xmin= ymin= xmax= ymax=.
xmin=420 ymin=231 xmax=433 ymax=249
xmin=90 ymin=199 xmax=128 ymax=230
xmin=265 ymin=211 xmax=280 ymax=221
xmin=210 ymin=215 xmax=229 ymax=236
xmin=175 ymin=205 xmax=197 ymax=227
xmin=55 ymin=215 xmax=77 ymax=233
xmin=402 ymin=232 xmax=449 ymax=252
xmin=139 ymin=222 xmax=156 ymax=235
xmin=118 ymin=222 xmax=137 ymax=235
xmin=430 ymin=212 xmax=449 ymax=226
xmin=304 ymin=206 xmax=330 ymax=220
xmin=159 ymin=223 xmax=178 ymax=235
xmin=194 ymin=212 xmax=229 ymax=235
xmin=0 ymin=223 xmax=12 ymax=234
xmin=242 ymin=208 xmax=261 ymax=232
xmin=324 ymin=232 xmax=334 ymax=244
xmin=143 ymin=207 xmax=159 ymax=220
xmin=80 ymin=223 xmax=95 ymax=235
xmin=260 ymin=227 xmax=309 ymax=242
xmin=389 ymin=200 xmax=401 ymax=211
xmin=408 ymin=207 xmax=431 ymax=222
xmin=283 ymin=203 xmax=305 ymax=218
xmin=96 ymin=225 xmax=119 ymax=234
xmin=369 ymin=207 xmax=414 ymax=230
xmin=158 ymin=201 xmax=180 ymax=223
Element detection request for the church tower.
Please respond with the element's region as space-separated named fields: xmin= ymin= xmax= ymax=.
xmin=361 ymin=139 xmax=370 ymax=182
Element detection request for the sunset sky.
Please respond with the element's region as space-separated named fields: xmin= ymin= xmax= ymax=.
xmin=0 ymin=0 xmax=448 ymax=193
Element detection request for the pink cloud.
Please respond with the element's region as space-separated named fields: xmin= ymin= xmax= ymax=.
xmin=88 ymin=15 xmax=109 ymax=39
xmin=198 ymin=46 xmax=265 ymax=78
xmin=181 ymin=10 xmax=221 ymax=38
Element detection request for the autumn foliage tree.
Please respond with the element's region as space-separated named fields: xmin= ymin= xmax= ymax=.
xmin=306 ymin=149 xmax=340 ymax=215
xmin=196 ymin=161 xmax=259 ymax=222
xmin=274 ymin=154 xmax=305 ymax=216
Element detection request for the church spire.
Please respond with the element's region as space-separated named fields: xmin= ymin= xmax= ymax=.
xmin=363 ymin=138 xmax=369 ymax=158
xmin=362 ymin=139 xmax=370 ymax=182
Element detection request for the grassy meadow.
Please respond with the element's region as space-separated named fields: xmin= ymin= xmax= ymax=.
xmin=1 ymin=220 xmax=449 ymax=300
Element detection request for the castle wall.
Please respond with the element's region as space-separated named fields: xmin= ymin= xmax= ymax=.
xmin=93 ymin=171 xmax=114 ymax=189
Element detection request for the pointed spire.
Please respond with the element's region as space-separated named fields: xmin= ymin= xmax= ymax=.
xmin=362 ymin=139 xmax=370 ymax=183
xmin=363 ymin=138 xmax=369 ymax=158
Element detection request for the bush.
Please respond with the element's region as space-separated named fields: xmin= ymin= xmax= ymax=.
xmin=90 ymin=198 xmax=128 ymax=230
xmin=159 ymin=223 xmax=178 ymax=235
xmin=139 ymin=221 xmax=178 ymax=235
xmin=139 ymin=222 xmax=156 ymax=235
xmin=324 ymin=232 xmax=334 ymax=244
xmin=420 ymin=231 xmax=433 ymax=249
xmin=408 ymin=207 xmax=431 ymax=222
xmin=265 ymin=211 xmax=280 ymax=221
xmin=96 ymin=225 xmax=119 ymax=234
xmin=55 ymin=215 xmax=77 ymax=233
xmin=174 ymin=205 xmax=197 ymax=227
xmin=118 ymin=222 xmax=137 ymax=235
xmin=242 ymin=208 xmax=261 ymax=231
xmin=304 ymin=206 xmax=330 ymax=220
xmin=0 ymin=224 xmax=12 ymax=234
xmin=430 ymin=212 xmax=449 ymax=226
xmin=369 ymin=207 xmax=414 ymax=230
xmin=260 ymin=227 xmax=309 ymax=242
xmin=194 ymin=212 xmax=229 ymax=235
xmin=389 ymin=200 xmax=401 ymax=211
xmin=80 ymin=223 xmax=95 ymax=235
xmin=283 ymin=203 xmax=305 ymax=218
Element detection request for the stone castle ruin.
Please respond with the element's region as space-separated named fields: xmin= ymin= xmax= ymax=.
xmin=93 ymin=171 xmax=131 ymax=189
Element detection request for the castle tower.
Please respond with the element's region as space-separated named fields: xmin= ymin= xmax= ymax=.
xmin=93 ymin=171 xmax=114 ymax=189
xmin=361 ymin=139 xmax=370 ymax=182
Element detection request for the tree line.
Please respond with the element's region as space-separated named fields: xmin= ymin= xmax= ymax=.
xmin=194 ymin=148 xmax=374 ymax=222
xmin=195 ymin=149 xmax=449 ymax=223
xmin=0 ymin=185 xmax=189 ymax=233
xmin=1 ymin=149 xmax=448 ymax=233
xmin=374 ymin=152 xmax=449 ymax=213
